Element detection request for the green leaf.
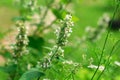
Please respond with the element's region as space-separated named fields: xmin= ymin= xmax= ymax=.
xmin=60 ymin=0 xmax=72 ymax=4
xmin=19 ymin=68 xmax=44 ymax=80
xmin=51 ymin=8 xmax=67 ymax=19
xmin=0 ymin=64 xmax=17 ymax=74
xmin=28 ymin=36 xmax=44 ymax=52
xmin=12 ymin=16 xmax=32 ymax=22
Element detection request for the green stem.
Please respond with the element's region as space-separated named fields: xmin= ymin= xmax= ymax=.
xmin=50 ymin=46 xmax=59 ymax=61
xmin=97 ymin=40 xmax=120 ymax=80
xmin=33 ymin=0 xmax=54 ymax=35
xmin=90 ymin=3 xmax=120 ymax=80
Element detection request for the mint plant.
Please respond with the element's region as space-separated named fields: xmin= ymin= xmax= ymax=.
xmin=0 ymin=21 xmax=29 ymax=80
xmin=0 ymin=0 xmax=120 ymax=80
xmin=19 ymin=14 xmax=80 ymax=80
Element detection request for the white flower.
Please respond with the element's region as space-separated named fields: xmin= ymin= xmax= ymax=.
xmin=58 ymin=47 xmax=64 ymax=53
xmin=43 ymin=79 xmax=50 ymax=80
xmin=97 ymin=13 xmax=110 ymax=26
xmin=99 ymin=65 xmax=105 ymax=71
xmin=114 ymin=61 xmax=120 ymax=66
xmin=85 ymin=26 xmax=92 ymax=32
xmin=69 ymin=27 xmax=72 ymax=33
xmin=66 ymin=21 xmax=74 ymax=27
xmin=48 ymin=52 xmax=52 ymax=56
xmin=88 ymin=64 xmax=97 ymax=69
xmin=65 ymin=27 xmax=73 ymax=37
xmin=27 ymin=64 xmax=31 ymax=70
xmin=63 ymin=60 xmax=73 ymax=65
xmin=55 ymin=27 xmax=60 ymax=39
xmin=88 ymin=64 xmax=104 ymax=71
xmin=103 ymin=13 xmax=110 ymax=22
xmin=65 ymin=14 xmax=72 ymax=21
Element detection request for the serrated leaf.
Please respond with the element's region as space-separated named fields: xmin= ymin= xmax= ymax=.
xmin=19 ymin=68 xmax=44 ymax=80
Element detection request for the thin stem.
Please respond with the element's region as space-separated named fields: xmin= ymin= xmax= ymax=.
xmin=90 ymin=3 xmax=120 ymax=80
xmin=33 ymin=0 xmax=54 ymax=35
xmin=64 ymin=73 xmax=72 ymax=80
xmin=50 ymin=46 xmax=59 ymax=61
xmin=64 ymin=64 xmax=79 ymax=80
xmin=42 ymin=18 xmax=57 ymax=31
xmin=71 ymin=74 xmax=75 ymax=80
xmin=97 ymin=40 xmax=120 ymax=80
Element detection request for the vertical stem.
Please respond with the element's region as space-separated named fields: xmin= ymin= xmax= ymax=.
xmin=97 ymin=40 xmax=120 ymax=80
xmin=91 ymin=2 xmax=120 ymax=80
xmin=50 ymin=46 xmax=59 ymax=61
xmin=33 ymin=0 xmax=55 ymax=35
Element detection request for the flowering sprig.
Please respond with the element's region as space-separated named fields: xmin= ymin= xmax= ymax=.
xmin=4 ymin=21 xmax=29 ymax=80
xmin=35 ymin=14 xmax=81 ymax=80
xmin=40 ymin=46 xmax=64 ymax=69
xmin=38 ymin=14 xmax=74 ymax=69
xmin=12 ymin=21 xmax=29 ymax=64
xmin=88 ymin=64 xmax=105 ymax=71
xmin=55 ymin=14 xmax=74 ymax=46
xmin=82 ymin=13 xmax=110 ymax=42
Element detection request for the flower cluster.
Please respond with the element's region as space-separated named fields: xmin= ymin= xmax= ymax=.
xmin=62 ymin=60 xmax=79 ymax=67
xmin=97 ymin=13 xmax=110 ymax=28
xmin=55 ymin=14 xmax=74 ymax=46
xmin=12 ymin=21 xmax=29 ymax=63
xmin=28 ymin=0 xmax=37 ymax=12
xmin=40 ymin=45 xmax=64 ymax=69
xmin=114 ymin=61 xmax=120 ymax=66
xmin=38 ymin=14 xmax=74 ymax=69
xmin=83 ymin=13 xmax=110 ymax=42
xmin=15 ymin=0 xmax=38 ymax=19
xmin=88 ymin=64 xmax=105 ymax=71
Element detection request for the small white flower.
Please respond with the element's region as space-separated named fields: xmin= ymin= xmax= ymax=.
xmin=43 ymin=79 xmax=50 ymax=80
xmin=99 ymin=65 xmax=105 ymax=71
xmin=58 ymin=47 xmax=64 ymax=53
xmin=73 ymin=63 xmax=79 ymax=67
xmin=65 ymin=14 xmax=72 ymax=21
xmin=55 ymin=27 xmax=60 ymax=38
xmin=97 ymin=13 xmax=110 ymax=26
xmin=27 ymin=64 xmax=31 ymax=70
xmin=88 ymin=64 xmax=104 ymax=71
xmin=18 ymin=35 xmax=22 ymax=39
xmin=48 ymin=52 xmax=52 ymax=56
xmin=69 ymin=27 xmax=72 ymax=33
xmin=85 ymin=26 xmax=91 ymax=32
xmin=103 ymin=13 xmax=110 ymax=22
xmin=114 ymin=61 xmax=120 ymax=66
xmin=88 ymin=64 xmax=97 ymax=69
xmin=63 ymin=60 xmax=73 ymax=65
xmin=66 ymin=21 xmax=74 ymax=27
